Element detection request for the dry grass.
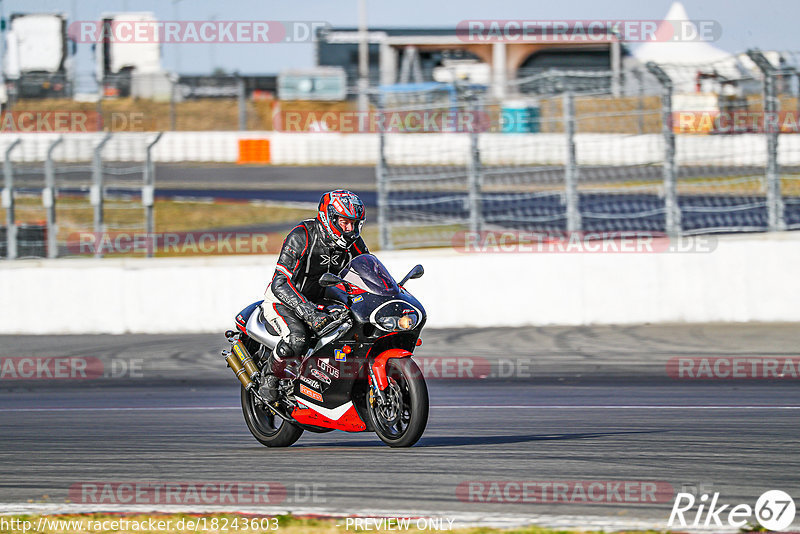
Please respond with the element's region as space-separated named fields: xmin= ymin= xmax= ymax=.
xmin=9 ymin=97 xmax=274 ymax=131
xmin=9 ymin=92 xmax=798 ymax=134
xmin=0 ymin=197 xmax=395 ymax=256
xmin=1 ymin=197 xmax=315 ymax=233
xmin=533 ymin=95 xmax=662 ymax=134
xmin=8 ymin=98 xmax=359 ymax=132
xmin=0 ymin=197 xmax=319 ymax=256
xmin=9 ymin=95 xmax=665 ymax=134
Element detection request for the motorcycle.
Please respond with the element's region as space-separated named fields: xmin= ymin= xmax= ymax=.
xmin=222 ymin=254 xmax=428 ymax=448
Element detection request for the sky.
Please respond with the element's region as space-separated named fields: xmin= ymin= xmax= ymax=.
xmin=4 ymin=0 xmax=800 ymax=79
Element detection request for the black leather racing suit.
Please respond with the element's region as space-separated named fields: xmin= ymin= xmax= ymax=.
xmin=262 ymin=218 xmax=369 ymax=362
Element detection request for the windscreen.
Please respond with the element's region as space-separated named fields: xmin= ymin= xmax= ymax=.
xmin=340 ymin=254 xmax=400 ymax=296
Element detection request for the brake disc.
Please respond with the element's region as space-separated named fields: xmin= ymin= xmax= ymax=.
xmin=378 ymin=379 xmax=403 ymax=426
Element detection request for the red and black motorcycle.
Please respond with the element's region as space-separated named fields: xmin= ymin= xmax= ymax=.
xmin=223 ymin=254 xmax=428 ymax=447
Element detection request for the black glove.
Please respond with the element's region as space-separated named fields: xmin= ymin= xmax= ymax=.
xmin=297 ymin=302 xmax=335 ymax=336
xmin=309 ymin=311 xmax=335 ymax=335
xmin=324 ymin=304 xmax=348 ymax=319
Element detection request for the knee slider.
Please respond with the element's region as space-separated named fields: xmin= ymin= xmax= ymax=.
xmin=275 ymin=340 xmax=296 ymax=360
xmin=288 ymin=331 xmax=307 ymax=351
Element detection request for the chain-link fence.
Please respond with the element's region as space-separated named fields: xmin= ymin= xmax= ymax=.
xmin=3 ymin=49 xmax=800 ymax=257
xmin=376 ymin=49 xmax=800 ymax=249
xmin=1 ymin=134 xmax=161 ymax=259
xmin=652 ymin=52 xmax=800 ymax=234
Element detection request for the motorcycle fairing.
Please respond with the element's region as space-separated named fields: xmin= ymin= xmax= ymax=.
xmin=287 ymin=338 xmax=372 ymax=431
xmin=329 ymin=286 xmax=426 ymax=332
xmin=290 ymin=401 xmax=366 ymax=432
xmin=293 ymin=341 xmax=369 ymax=408
xmin=370 ymin=348 xmax=414 ymax=391
xmin=237 ymin=300 xmax=282 ymax=350
xmin=235 ymin=300 xmax=263 ymax=334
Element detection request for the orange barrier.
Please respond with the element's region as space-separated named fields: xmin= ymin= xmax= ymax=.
xmin=237 ymin=139 xmax=271 ymax=164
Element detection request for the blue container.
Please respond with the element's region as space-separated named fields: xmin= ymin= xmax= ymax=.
xmin=501 ymin=100 xmax=540 ymax=133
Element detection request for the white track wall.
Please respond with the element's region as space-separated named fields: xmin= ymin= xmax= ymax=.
xmin=1 ymin=234 xmax=799 ymax=334
xmin=0 ymin=132 xmax=798 ymax=166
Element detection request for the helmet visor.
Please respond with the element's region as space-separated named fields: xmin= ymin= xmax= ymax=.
xmin=335 ymin=216 xmax=357 ymax=234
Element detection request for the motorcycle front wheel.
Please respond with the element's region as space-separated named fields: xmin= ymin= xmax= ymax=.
xmin=241 ymin=386 xmax=303 ymax=447
xmin=366 ymin=357 xmax=429 ymax=447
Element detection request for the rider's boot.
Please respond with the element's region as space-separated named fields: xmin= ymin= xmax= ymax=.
xmin=258 ymin=350 xmax=286 ymax=403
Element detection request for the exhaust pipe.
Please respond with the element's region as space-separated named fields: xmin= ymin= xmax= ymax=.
xmin=223 ymin=330 xmax=260 ymax=389
xmin=223 ymin=331 xmax=293 ymax=420
xmin=223 ymin=349 xmax=254 ymax=390
xmin=232 ymin=340 xmax=260 ymax=380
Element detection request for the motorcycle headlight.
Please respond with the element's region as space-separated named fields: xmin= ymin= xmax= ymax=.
xmin=397 ymin=314 xmax=416 ymax=330
xmin=373 ymin=302 xmax=421 ymax=332
xmin=378 ymin=316 xmax=397 ymax=331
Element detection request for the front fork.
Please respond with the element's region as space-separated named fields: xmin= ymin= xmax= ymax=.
xmin=368 ymin=366 xmax=388 ymax=405
xmin=368 ymin=348 xmax=414 ymax=404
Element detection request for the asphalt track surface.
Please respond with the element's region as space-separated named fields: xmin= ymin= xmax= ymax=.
xmin=1 ymin=324 xmax=799 ymax=528
xmin=12 ymin=164 xmax=377 ymax=192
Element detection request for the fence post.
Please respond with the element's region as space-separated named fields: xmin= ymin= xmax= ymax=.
xmin=375 ymin=93 xmax=391 ymax=250
xmin=169 ymin=74 xmax=178 ymax=131
xmin=562 ymin=91 xmax=581 ymax=232
xmin=144 ymin=132 xmax=163 ymax=258
xmin=2 ymin=139 xmax=22 ymax=260
xmin=747 ymin=49 xmax=785 ymax=232
xmin=646 ymin=62 xmax=680 ymax=236
xmin=96 ymin=82 xmax=104 ymax=132
xmin=634 ymin=68 xmax=645 ymax=135
xmin=92 ymin=132 xmax=113 ymax=258
xmin=44 ymin=136 xmax=64 ymax=259
xmin=794 ymin=69 xmax=800 ymax=129
xmin=237 ymin=75 xmax=247 ymax=131
xmin=466 ymin=92 xmax=483 ymax=234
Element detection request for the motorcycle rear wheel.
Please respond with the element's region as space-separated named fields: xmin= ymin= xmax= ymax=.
xmin=367 ymin=357 xmax=429 ymax=447
xmin=241 ymin=386 xmax=303 ymax=447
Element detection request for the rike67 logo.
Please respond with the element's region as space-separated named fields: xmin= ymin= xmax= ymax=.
xmin=669 ymin=490 xmax=796 ymax=531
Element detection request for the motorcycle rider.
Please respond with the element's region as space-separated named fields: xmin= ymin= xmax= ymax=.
xmin=259 ymin=190 xmax=368 ymax=402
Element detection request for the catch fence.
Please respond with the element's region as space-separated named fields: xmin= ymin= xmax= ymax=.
xmin=375 ymin=49 xmax=800 ymax=249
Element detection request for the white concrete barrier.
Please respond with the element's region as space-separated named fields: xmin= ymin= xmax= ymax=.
xmin=1 ymin=233 xmax=799 ymax=334
xmin=0 ymin=131 xmax=798 ymax=166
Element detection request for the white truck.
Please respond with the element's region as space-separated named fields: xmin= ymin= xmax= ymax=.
xmin=3 ymin=13 xmax=71 ymax=98
xmin=96 ymin=12 xmax=166 ymax=98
